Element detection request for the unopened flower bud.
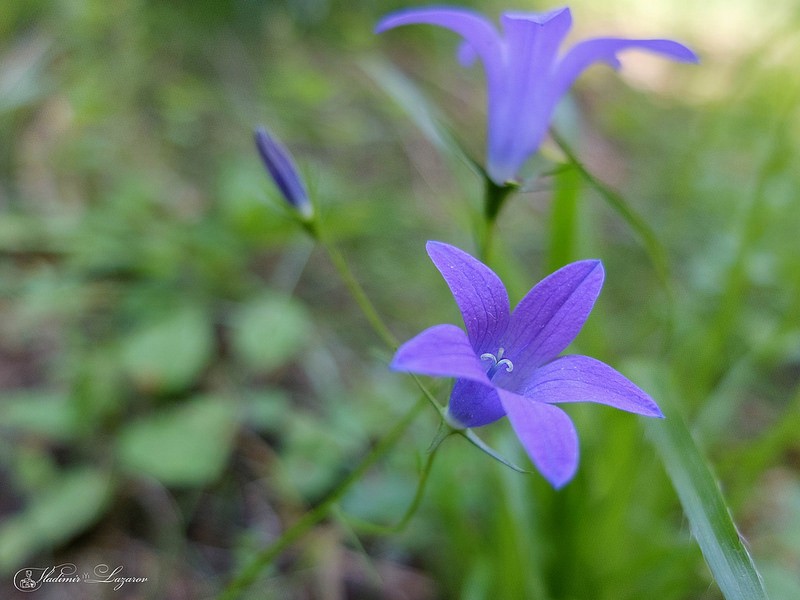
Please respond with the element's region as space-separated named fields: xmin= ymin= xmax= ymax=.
xmin=254 ymin=126 xmax=313 ymax=220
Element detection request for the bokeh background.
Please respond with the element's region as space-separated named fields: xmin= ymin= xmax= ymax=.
xmin=2 ymin=0 xmax=800 ymax=598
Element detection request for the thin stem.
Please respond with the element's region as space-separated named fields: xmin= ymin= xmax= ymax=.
xmin=319 ymin=234 xmax=399 ymax=350
xmin=478 ymin=178 xmax=517 ymax=262
xmin=550 ymin=129 xmax=676 ymax=342
xmin=477 ymin=215 xmax=496 ymax=264
xmin=550 ymin=129 xmax=672 ymax=287
xmin=333 ymin=445 xmax=440 ymax=536
xmin=219 ymin=220 xmax=472 ymax=599
xmin=218 ymin=394 xmax=428 ymax=600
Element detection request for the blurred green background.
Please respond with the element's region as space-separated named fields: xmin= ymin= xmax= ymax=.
xmin=2 ymin=0 xmax=800 ymax=598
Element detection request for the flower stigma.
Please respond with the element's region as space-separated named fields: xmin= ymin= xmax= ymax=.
xmin=480 ymin=347 xmax=514 ymax=379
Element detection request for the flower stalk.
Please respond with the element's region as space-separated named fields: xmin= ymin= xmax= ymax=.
xmin=478 ymin=177 xmax=518 ymax=261
xmin=218 ymin=394 xmax=428 ymax=600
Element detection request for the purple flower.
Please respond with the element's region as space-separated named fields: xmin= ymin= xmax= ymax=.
xmin=391 ymin=242 xmax=662 ymax=487
xmin=254 ymin=126 xmax=314 ymax=220
xmin=377 ymin=6 xmax=698 ymax=185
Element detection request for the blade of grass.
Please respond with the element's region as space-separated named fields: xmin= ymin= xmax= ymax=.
xmin=547 ymin=164 xmax=581 ymax=272
xmin=631 ymin=362 xmax=769 ymax=600
xmin=550 ymin=130 xmax=674 ymax=308
xmin=360 ymin=57 xmax=482 ymax=177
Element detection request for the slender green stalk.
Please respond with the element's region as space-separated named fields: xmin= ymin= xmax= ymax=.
xmin=550 ymin=130 xmax=671 ymax=282
xmin=550 ymin=129 xmax=676 ymax=339
xmin=478 ymin=178 xmax=517 ymax=262
xmin=333 ymin=445 xmax=439 ymax=536
xmin=218 ymin=231 xmax=442 ymax=599
xmin=318 ymin=234 xmax=399 ymax=350
xmin=220 ymin=216 xmax=527 ymax=598
xmin=218 ymin=394 xmax=427 ymax=600
xmin=477 ymin=217 xmax=496 ymax=264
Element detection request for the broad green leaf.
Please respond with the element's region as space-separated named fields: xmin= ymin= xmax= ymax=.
xmin=0 ymin=390 xmax=74 ymax=441
xmin=116 ymin=395 xmax=236 ymax=486
xmin=230 ymin=294 xmax=310 ymax=373
xmin=120 ymin=305 xmax=213 ymax=393
xmin=241 ymin=389 xmax=292 ymax=433
xmin=631 ymin=362 xmax=769 ymax=600
xmin=0 ymin=468 xmax=111 ymax=574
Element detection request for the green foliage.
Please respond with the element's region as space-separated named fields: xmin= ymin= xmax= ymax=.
xmin=230 ymin=293 xmax=311 ymax=373
xmin=120 ymin=306 xmax=214 ymax=393
xmin=0 ymin=468 xmax=111 ymax=572
xmin=637 ymin=363 xmax=769 ymax=600
xmin=116 ymin=395 xmax=237 ymax=486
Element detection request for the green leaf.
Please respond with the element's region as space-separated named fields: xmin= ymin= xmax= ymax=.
xmin=116 ymin=395 xmax=237 ymax=486
xmin=0 ymin=468 xmax=111 ymax=574
xmin=230 ymin=294 xmax=310 ymax=373
xmin=459 ymin=428 xmax=531 ymax=474
xmin=120 ymin=305 xmax=213 ymax=393
xmin=0 ymin=390 xmax=75 ymax=441
xmin=631 ymin=362 xmax=769 ymax=600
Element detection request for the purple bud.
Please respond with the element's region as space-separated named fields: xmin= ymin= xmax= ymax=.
xmin=254 ymin=127 xmax=313 ymax=219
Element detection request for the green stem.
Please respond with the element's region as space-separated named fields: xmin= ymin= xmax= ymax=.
xmin=333 ymin=443 xmax=440 ymax=536
xmin=478 ymin=178 xmax=517 ymax=262
xmin=550 ymin=129 xmax=676 ymax=339
xmin=477 ymin=217 xmax=496 ymax=264
xmin=319 ymin=234 xmax=399 ymax=350
xmin=219 ymin=228 xmax=446 ymax=599
xmin=218 ymin=394 xmax=427 ymax=600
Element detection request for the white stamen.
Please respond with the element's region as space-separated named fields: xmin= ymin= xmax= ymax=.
xmin=481 ymin=347 xmax=514 ymax=379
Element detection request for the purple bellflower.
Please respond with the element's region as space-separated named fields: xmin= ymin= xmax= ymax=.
xmin=377 ymin=6 xmax=698 ymax=185
xmin=254 ymin=126 xmax=314 ymax=220
xmin=391 ymin=242 xmax=662 ymax=487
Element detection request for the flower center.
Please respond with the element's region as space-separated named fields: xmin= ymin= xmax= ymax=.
xmin=480 ymin=347 xmax=514 ymax=380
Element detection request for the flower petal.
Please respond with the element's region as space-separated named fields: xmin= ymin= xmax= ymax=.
xmin=447 ymin=378 xmax=505 ymax=428
xmin=524 ymin=355 xmax=663 ymax=417
xmin=497 ymin=390 xmax=579 ymax=488
xmin=391 ymin=324 xmax=488 ymax=383
xmin=487 ymin=8 xmax=572 ymax=183
xmin=376 ymin=8 xmax=508 ymax=183
xmin=426 ymin=241 xmax=509 ymax=353
xmin=551 ymin=37 xmax=699 ymax=103
xmin=376 ymin=7 xmax=502 ymax=77
xmin=503 ymin=260 xmax=604 ymax=385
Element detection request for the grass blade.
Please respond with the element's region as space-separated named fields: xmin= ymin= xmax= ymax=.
xmin=632 ymin=362 xmax=769 ymax=600
xmin=550 ymin=130 xmax=674 ymax=301
xmin=361 ymin=57 xmax=482 ymax=177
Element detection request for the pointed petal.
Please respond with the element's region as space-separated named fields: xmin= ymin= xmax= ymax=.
xmin=447 ymin=378 xmax=505 ymax=428
xmin=551 ymin=37 xmax=698 ymax=102
xmin=487 ymin=8 xmax=572 ymax=183
xmin=426 ymin=241 xmax=509 ymax=352
xmin=503 ymin=260 xmax=604 ymax=385
xmin=497 ymin=390 xmax=579 ymax=488
xmin=376 ymin=7 xmax=502 ymax=77
xmin=377 ymin=8 xmax=508 ymax=184
xmin=525 ymin=355 xmax=663 ymax=417
xmin=391 ymin=324 xmax=488 ymax=383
